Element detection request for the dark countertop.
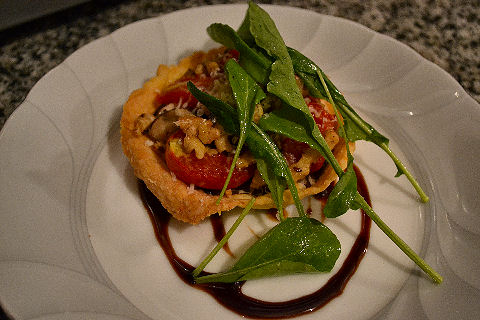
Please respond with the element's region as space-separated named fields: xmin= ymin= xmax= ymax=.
xmin=0 ymin=0 xmax=478 ymax=318
xmin=0 ymin=0 xmax=479 ymax=132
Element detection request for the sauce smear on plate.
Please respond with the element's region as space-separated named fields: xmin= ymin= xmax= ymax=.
xmin=139 ymin=164 xmax=371 ymax=318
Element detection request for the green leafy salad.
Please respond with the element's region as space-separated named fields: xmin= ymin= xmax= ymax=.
xmin=184 ymin=1 xmax=442 ymax=284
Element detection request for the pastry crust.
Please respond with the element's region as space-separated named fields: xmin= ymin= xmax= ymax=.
xmin=120 ymin=48 xmax=353 ymax=224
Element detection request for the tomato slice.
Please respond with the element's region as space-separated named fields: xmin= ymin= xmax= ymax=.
xmin=308 ymin=98 xmax=337 ymax=135
xmin=156 ymin=76 xmax=214 ymax=109
xmin=165 ymin=132 xmax=254 ymax=190
xmin=281 ymin=98 xmax=336 ymax=173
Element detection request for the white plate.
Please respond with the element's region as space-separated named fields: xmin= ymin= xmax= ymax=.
xmin=1 ymin=4 xmax=479 ymax=320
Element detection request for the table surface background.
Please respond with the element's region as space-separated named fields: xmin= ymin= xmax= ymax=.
xmin=0 ymin=0 xmax=479 ymax=319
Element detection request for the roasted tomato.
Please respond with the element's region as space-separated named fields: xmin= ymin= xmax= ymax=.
xmin=165 ymin=131 xmax=255 ymax=190
xmin=282 ymin=98 xmax=337 ymax=172
xmin=308 ymin=98 xmax=337 ymax=134
xmin=156 ymin=76 xmax=214 ymax=109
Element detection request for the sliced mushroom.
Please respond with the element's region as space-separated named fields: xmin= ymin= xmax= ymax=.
xmin=148 ymin=108 xmax=192 ymax=143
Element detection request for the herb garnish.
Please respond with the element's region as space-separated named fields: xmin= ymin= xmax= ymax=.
xmin=288 ymin=47 xmax=429 ymax=203
xmin=187 ymin=1 xmax=442 ymax=284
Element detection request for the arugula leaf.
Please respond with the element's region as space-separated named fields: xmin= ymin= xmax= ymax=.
xmin=249 ymin=122 xmax=305 ymax=217
xmin=240 ymin=2 xmax=345 ymax=176
xmin=217 ymin=59 xmax=266 ymax=203
xmin=288 ymin=47 xmax=429 ymax=202
xmin=195 ymin=217 xmax=341 ymax=283
xmin=187 ymin=81 xmax=238 ymax=134
xmin=244 ymin=2 xmax=361 ymax=219
xmin=207 ymin=23 xmax=271 ymax=84
xmin=259 ymin=102 xmax=359 ymax=218
xmin=259 ymin=106 xmax=332 ymax=157
xmin=288 ymin=47 xmax=388 ymax=145
xmin=255 ymin=158 xmax=286 ymax=219
xmin=244 ymin=3 xmax=309 ymax=119
xmin=323 ymin=154 xmax=359 ymax=218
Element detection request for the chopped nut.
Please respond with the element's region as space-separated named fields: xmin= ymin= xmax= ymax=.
xmin=253 ymin=104 xmax=264 ymax=123
xmin=289 ymin=149 xmax=319 ymax=182
xmin=175 ymin=115 xmax=229 ymax=158
xmin=198 ymin=120 xmax=221 ymax=144
xmin=215 ymin=133 xmax=233 ymax=153
xmin=250 ymin=170 xmax=265 ymax=189
xmin=183 ymin=135 xmax=207 ymax=159
xmin=206 ymin=61 xmax=220 ymax=76
xmin=135 ymin=113 xmax=156 ymax=134
xmin=236 ymin=152 xmax=255 ymax=169
xmin=194 ymin=63 xmax=204 ymax=75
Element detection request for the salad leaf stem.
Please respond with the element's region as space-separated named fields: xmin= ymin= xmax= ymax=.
xmin=336 ymin=104 xmax=429 ymax=203
xmin=354 ymin=194 xmax=442 ymax=284
xmin=379 ymin=143 xmax=429 ymax=202
xmin=193 ymin=197 xmax=256 ymax=278
xmin=314 ymin=71 xmax=359 ymax=217
xmin=217 ymin=60 xmax=266 ymax=204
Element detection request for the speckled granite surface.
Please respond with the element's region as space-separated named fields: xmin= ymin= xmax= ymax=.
xmin=0 ymin=0 xmax=479 ymax=132
xmin=0 ymin=0 xmax=478 ymax=318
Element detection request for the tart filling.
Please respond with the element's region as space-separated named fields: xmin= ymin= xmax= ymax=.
xmin=120 ymin=47 xmax=353 ymax=224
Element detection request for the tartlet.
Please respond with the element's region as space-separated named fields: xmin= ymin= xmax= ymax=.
xmin=120 ymin=47 xmax=353 ymax=224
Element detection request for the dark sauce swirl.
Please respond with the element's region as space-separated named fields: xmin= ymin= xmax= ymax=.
xmin=139 ymin=164 xmax=371 ymax=319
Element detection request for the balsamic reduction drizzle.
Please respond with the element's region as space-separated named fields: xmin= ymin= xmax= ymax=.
xmin=210 ymin=213 xmax=234 ymax=257
xmin=140 ymin=164 xmax=371 ymax=319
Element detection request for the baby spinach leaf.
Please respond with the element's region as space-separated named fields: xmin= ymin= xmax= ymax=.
xmin=217 ymin=60 xmax=266 ymax=203
xmin=195 ymin=217 xmax=341 ymax=283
